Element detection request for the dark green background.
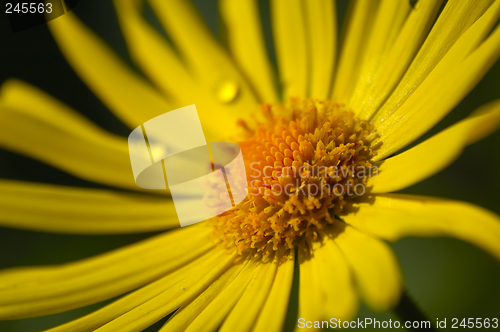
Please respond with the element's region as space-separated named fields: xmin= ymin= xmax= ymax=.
xmin=0 ymin=0 xmax=499 ymax=331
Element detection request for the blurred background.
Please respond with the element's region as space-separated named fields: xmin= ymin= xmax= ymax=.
xmin=0 ymin=0 xmax=499 ymax=331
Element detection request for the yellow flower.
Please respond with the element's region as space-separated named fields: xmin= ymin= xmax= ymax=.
xmin=1 ymin=0 xmax=500 ymax=331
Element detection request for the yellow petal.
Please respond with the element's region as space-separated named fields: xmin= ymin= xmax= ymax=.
xmin=0 ymin=180 xmax=178 ymax=233
xmin=113 ymin=0 xmax=242 ymax=140
xmin=0 ymin=224 xmax=213 ymax=319
xmin=112 ymin=0 xmax=199 ymax=102
xmin=372 ymin=16 xmax=500 ymax=160
xmin=369 ymin=100 xmax=500 ymax=193
xmin=347 ymin=0 xmax=411 ymax=112
xmin=147 ymin=0 xmax=259 ymax=141
xmin=271 ymin=0 xmax=309 ymax=99
xmin=220 ymin=255 xmax=278 ymax=332
xmin=47 ymin=248 xmax=233 ymax=332
xmin=372 ymin=0 xmax=494 ymax=124
xmin=159 ymin=257 xmax=248 ymax=332
xmin=47 ymin=12 xmax=174 ymax=129
xmin=371 ymin=1 xmax=500 ymax=160
xmin=352 ymin=0 xmax=443 ymax=119
xmin=296 ymin=236 xmax=358 ymax=328
xmin=330 ymin=223 xmax=402 ymax=312
xmin=342 ymin=194 xmax=500 ymax=261
xmin=296 ymin=244 xmax=324 ymax=328
xmin=183 ymin=259 xmax=259 ymax=332
xmin=219 ymin=0 xmax=278 ymax=103
xmin=305 ymin=0 xmax=336 ymax=100
xmin=0 ymin=80 xmax=144 ymax=191
xmin=315 ymin=236 xmax=359 ymax=321
xmin=252 ymin=251 xmax=295 ymax=332
xmin=331 ymin=0 xmax=381 ymax=104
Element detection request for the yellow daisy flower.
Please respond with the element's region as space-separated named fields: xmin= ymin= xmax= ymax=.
xmin=1 ymin=0 xmax=500 ymax=331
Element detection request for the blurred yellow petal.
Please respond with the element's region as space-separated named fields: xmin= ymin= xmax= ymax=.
xmin=296 ymin=244 xmax=323 ymax=328
xmin=182 ymin=259 xmax=259 ymax=332
xmin=372 ymin=0 xmax=494 ymax=125
xmin=305 ymin=0 xmax=337 ymax=100
xmin=95 ymin=251 xmax=239 ymax=332
xmin=342 ymin=194 xmax=500 ymax=261
xmin=252 ymin=251 xmax=294 ymax=332
xmin=271 ymin=0 xmax=308 ymax=99
xmin=331 ymin=223 xmax=402 ymax=312
xmin=48 ymin=248 xmax=234 ymax=332
xmin=48 ymin=12 xmax=174 ymax=129
xmin=0 ymin=80 xmax=143 ymax=191
xmin=372 ymin=9 xmax=500 ymax=161
xmin=220 ymin=255 xmax=278 ymax=332
xmin=219 ymin=0 xmax=278 ymax=103
xmin=0 ymin=180 xmax=178 ymax=233
xmin=297 ymin=237 xmax=358 ymax=327
xmin=316 ymin=236 xmax=359 ymax=321
xmin=112 ymin=0 xmax=198 ymax=102
xmin=159 ymin=257 xmax=248 ymax=332
xmin=113 ymin=0 xmax=241 ymax=140
xmin=331 ymin=0 xmax=380 ymax=104
xmin=0 ymin=224 xmax=212 ymax=319
xmin=370 ymin=100 xmax=500 ymax=193
xmin=148 ymin=0 xmax=259 ymax=140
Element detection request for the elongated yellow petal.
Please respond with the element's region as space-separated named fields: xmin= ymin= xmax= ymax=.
xmin=371 ymin=0 xmax=494 ymax=125
xmin=331 ymin=0 xmax=381 ymax=104
xmin=355 ymin=0 xmax=443 ymax=119
xmin=0 ymin=224 xmax=213 ymax=319
xmin=47 ymin=248 xmax=233 ymax=332
xmin=48 ymin=12 xmax=174 ymax=129
xmin=372 ymin=9 xmax=500 ymax=161
xmin=271 ymin=0 xmax=309 ymax=99
xmin=220 ymin=255 xmax=278 ymax=332
xmin=305 ymin=0 xmax=336 ymax=100
xmin=219 ymin=0 xmax=278 ymax=103
xmin=112 ymin=0 xmax=198 ymax=102
xmin=147 ymin=0 xmax=258 ymax=141
xmin=316 ymin=236 xmax=359 ymax=321
xmin=252 ymin=251 xmax=294 ymax=332
xmin=159 ymin=257 xmax=248 ymax=332
xmin=296 ymin=236 xmax=358 ymax=328
xmin=342 ymin=194 xmax=500 ymax=260
xmin=369 ymin=100 xmax=500 ymax=193
xmin=331 ymin=223 xmax=402 ymax=312
xmin=347 ymin=0 xmax=411 ymax=112
xmin=95 ymin=250 xmax=238 ymax=332
xmin=0 ymin=180 xmax=178 ymax=233
xmin=183 ymin=260 xmax=259 ymax=332
xmin=113 ymin=0 xmax=242 ymax=140
xmin=0 ymin=80 xmax=143 ymax=191
xmin=296 ymin=244 xmax=324 ymax=328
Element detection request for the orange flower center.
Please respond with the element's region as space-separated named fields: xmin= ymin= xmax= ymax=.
xmin=210 ymin=99 xmax=378 ymax=259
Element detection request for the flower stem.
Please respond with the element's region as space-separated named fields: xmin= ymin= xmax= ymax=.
xmin=393 ymin=290 xmax=438 ymax=331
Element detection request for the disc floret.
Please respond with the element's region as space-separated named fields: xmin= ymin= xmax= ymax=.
xmin=211 ymin=99 xmax=377 ymax=259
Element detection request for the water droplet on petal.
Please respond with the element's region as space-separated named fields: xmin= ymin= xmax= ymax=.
xmin=214 ymin=78 xmax=239 ymax=103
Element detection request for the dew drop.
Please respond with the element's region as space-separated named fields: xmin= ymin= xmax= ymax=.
xmin=214 ymin=78 xmax=239 ymax=103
